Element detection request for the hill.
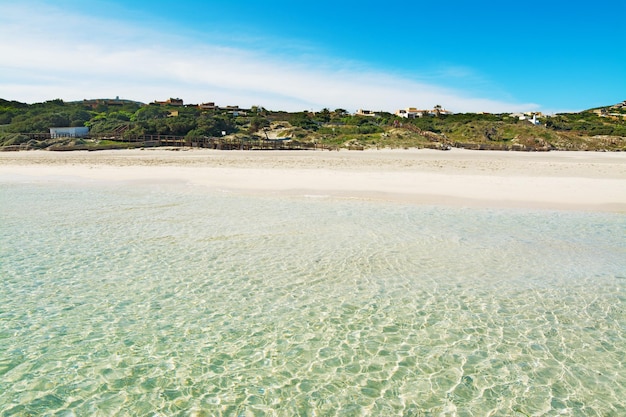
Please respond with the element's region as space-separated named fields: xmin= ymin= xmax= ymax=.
xmin=1 ymin=98 xmax=625 ymax=151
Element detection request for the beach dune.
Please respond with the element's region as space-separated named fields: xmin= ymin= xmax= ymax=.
xmin=1 ymin=148 xmax=625 ymax=212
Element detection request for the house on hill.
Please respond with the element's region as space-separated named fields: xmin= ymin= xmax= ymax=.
xmin=355 ymin=109 xmax=378 ymax=117
xmin=153 ymin=98 xmax=184 ymax=106
xmin=395 ymin=107 xmax=427 ymax=118
xmin=81 ymin=97 xmax=139 ymax=109
xmin=199 ymin=102 xmax=216 ymax=110
xmin=395 ymin=106 xmax=453 ymax=118
xmin=219 ymin=105 xmax=246 ymax=116
xmin=510 ymin=112 xmax=542 ymax=125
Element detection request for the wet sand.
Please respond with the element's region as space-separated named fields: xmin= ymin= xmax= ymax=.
xmin=1 ymin=148 xmax=625 ymax=211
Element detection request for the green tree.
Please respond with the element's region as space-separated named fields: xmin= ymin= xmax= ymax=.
xmin=45 ymin=113 xmax=71 ymax=127
xmin=187 ymin=115 xmax=237 ymax=138
xmin=249 ymin=116 xmax=270 ymax=133
xmin=165 ymin=117 xmax=197 ymax=135
xmin=132 ymin=106 xmax=169 ymax=121
xmin=315 ymin=108 xmax=331 ymax=123
xmin=290 ymin=112 xmax=318 ymax=130
xmin=108 ymin=111 xmax=133 ymax=121
xmin=70 ymin=109 xmax=92 ymax=127
xmin=46 ymin=99 xmax=65 ymax=106
xmin=332 ymin=109 xmax=348 ymax=119
xmin=0 ymin=110 xmax=16 ymax=124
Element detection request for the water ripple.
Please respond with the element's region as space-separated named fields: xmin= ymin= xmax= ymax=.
xmin=1 ymin=183 xmax=625 ymax=416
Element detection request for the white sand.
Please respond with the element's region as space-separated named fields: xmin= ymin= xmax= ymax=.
xmin=1 ymin=148 xmax=625 ymax=212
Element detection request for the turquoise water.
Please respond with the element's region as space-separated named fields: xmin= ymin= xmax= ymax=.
xmin=1 ymin=181 xmax=625 ymax=416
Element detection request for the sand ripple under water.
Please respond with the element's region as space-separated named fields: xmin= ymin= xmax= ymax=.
xmin=1 ymin=182 xmax=625 ymax=416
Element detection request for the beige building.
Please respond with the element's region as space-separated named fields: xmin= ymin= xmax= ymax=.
xmin=153 ymin=98 xmax=184 ymax=106
xmin=355 ymin=109 xmax=378 ymax=117
xmin=395 ymin=107 xmax=427 ymax=118
xmin=395 ymin=106 xmax=452 ymax=117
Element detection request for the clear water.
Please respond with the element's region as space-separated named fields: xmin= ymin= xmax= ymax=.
xmin=1 ymin=181 xmax=625 ymax=416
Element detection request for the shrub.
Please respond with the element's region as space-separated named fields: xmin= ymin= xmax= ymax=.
xmin=0 ymin=133 xmax=30 ymax=146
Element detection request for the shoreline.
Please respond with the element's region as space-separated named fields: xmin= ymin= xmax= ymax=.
xmin=1 ymin=148 xmax=625 ymax=212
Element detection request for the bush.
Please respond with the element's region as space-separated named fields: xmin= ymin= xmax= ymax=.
xmin=358 ymin=124 xmax=383 ymax=134
xmin=0 ymin=133 xmax=30 ymax=146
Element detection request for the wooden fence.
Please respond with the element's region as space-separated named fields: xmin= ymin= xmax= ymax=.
xmin=17 ymin=132 xmax=332 ymax=151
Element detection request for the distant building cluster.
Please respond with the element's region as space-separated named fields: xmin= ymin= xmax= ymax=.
xmin=394 ymin=106 xmax=452 ymax=118
xmin=151 ymin=98 xmax=458 ymax=119
xmin=153 ymin=98 xmax=184 ymax=106
xmin=151 ymin=98 xmax=246 ymax=116
xmin=592 ymin=100 xmax=626 ymax=119
xmin=40 ymin=96 xmax=623 ymax=141
xmin=509 ymin=112 xmax=543 ymax=125
xmin=354 ymin=106 xmax=453 ymax=118
xmin=82 ymin=96 xmax=141 ymax=109
xmin=85 ymin=95 xmax=619 ymax=127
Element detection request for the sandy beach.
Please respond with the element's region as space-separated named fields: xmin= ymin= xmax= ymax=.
xmin=1 ymin=148 xmax=625 ymax=212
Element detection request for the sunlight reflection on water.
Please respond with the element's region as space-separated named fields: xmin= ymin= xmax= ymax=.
xmin=1 ymin=182 xmax=625 ymax=416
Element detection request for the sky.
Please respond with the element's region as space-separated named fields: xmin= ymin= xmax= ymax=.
xmin=1 ymin=0 xmax=624 ymax=113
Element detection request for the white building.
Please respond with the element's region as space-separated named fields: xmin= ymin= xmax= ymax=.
xmin=395 ymin=107 xmax=426 ymax=118
xmin=355 ymin=109 xmax=378 ymax=117
xmin=509 ymin=113 xmax=541 ymax=125
xmin=50 ymin=127 xmax=89 ymax=138
xmin=395 ymin=106 xmax=453 ymax=118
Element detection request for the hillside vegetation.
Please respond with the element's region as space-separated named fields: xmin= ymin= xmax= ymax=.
xmin=1 ymin=98 xmax=625 ymax=151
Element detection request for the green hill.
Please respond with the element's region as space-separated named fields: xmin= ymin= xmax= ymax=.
xmin=1 ymin=98 xmax=624 ymax=151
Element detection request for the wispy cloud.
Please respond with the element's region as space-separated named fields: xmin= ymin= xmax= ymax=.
xmin=0 ymin=3 xmax=538 ymax=113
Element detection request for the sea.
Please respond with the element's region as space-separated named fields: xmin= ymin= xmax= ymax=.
xmin=1 ymin=179 xmax=625 ymax=416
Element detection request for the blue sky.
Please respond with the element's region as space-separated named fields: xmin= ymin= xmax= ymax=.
xmin=1 ymin=0 xmax=624 ymax=113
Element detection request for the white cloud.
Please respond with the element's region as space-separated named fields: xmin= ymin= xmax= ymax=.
xmin=0 ymin=3 xmax=539 ymax=113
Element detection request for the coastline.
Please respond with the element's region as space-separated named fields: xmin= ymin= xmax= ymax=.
xmin=1 ymin=148 xmax=625 ymax=212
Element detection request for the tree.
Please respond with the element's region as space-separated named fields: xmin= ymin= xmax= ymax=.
xmin=332 ymin=108 xmax=348 ymax=119
xmin=250 ymin=106 xmax=268 ymax=115
xmin=189 ymin=115 xmax=236 ymax=137
xmin=290 ymin=112 xmax=318 ymax=130
xmin=249 ymin=116 xmax=270 ymax=133
xmin=45 ymin=113 xmax=71 ymax=127
xmin=132 ymin=106 xmax=169 ymax=121
xmin=46 ymin=99 xmax=65 ymax=106
xmin=315 ymin=108 xmax=331 ymax=123
xmin=108 ymin=111 xmax=133 ymax=122
xmin=0 ymin=110 xmax=16 ymax=124
xmin=165 ymin=117 xmax=197 ymax=135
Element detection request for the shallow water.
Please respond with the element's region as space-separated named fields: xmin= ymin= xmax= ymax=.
xmin=1 ymin=181 xmax=625 ymax=416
